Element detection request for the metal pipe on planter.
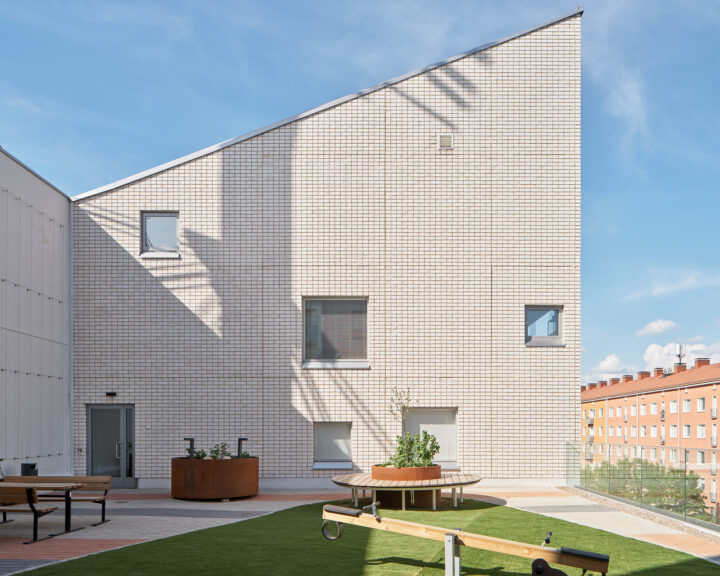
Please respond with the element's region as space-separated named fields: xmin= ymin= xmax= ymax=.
xmin=184 ymin=437 xmax=195 ymax=459
xmin=237 ymin=437 xmax=248 ymax=458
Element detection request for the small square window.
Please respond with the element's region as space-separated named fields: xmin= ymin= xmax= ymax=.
xmin=303 ymin=299 xmax=368 ymax=368
xmin=525 ymin=306 xmax=563 ymax=346
xmin=313 ymin=422 xmax=352 ymax=469
xmin=142 ymin=212 xmax=179 ymax=256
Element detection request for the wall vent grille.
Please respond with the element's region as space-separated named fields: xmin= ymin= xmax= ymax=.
xmin=438 ymin=134 xmax=453 ymax=150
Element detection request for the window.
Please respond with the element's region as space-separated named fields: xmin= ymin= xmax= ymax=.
xmin=583 ymin=409 xmax=586 ymax=418
xmin=711 ymin=479 xmax=717 ymax=503
xmin=525 ymin=306 xmax=562 ymax=346
xmin=651 ymin=425 xmax=657 ymax=438
xmin=590 ymin=409 xmax=596 ymax=418
xmin=599 ymin=408 xmax=604 ymax=418
xmin=609 ymin=426 xmax=614 ymax=437
xmin=303 ymin=299 xmax=368 ymax=367
xmin=617 ymin=445 xmax=623 ymax=457
xmin=631 ymin=405 xmax=637 ymax=417
xmin=313 ymin=422 xmax=352 ymax=468
xmin=406 ymin=408 xmax=457 ymax=468
xmin=631 ymin=426 xmax=637 ymax=438
xmin=598 ymin=443 xmax=604 ymax=454
xmin=670 ymin=400 xmax=677 ymax=414
xmin=650 ymin=403 xmax=657 ymax=415
xmin=683 ymin=424 xmax=691 ymax=439
xmin=599 ymin=426 xmax=604 ymax=436
xmin=670 ymin=449 xmax=677 ymax=463
xmin=141 ymin=212 xmax=179 ymax=256
xmin=698 ymin=451 xmax=706 ymax=465
xmin=698 ymin=397 xmax=706 ymax=412
xmin=609 ymin=407 xmax=614 ymax=418
xmin=683 ymin=398 xmax=691 ymax=413
xmin=698 ymin=424 xmax=706 ymax=439
xmin=640 ymin=404 xmax=647 ymax=416
xmin=651 ymin=448 xmax=657 ymax=460
xmin=670 ymin=425 xmax=678 ymax=438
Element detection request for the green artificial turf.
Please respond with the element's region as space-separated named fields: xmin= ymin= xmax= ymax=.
xmin=24 ymin=498 xmax=719 ymax=575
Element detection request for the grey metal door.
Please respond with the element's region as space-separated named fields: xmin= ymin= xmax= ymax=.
xmin=87 ymin=405 xmax=136 ymax=488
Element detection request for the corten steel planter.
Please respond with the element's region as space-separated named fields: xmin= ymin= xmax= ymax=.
xmin=371 ymin=464 xmax=441 ymax=481
xmin=372 ymin=464 xmax=442 ymax=508
xmin=171 ymin=457 xmax=258 ymax=500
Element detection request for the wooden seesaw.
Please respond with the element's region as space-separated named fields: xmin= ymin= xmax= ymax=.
xmin=322 ymin=502 xmax=609 ymax=576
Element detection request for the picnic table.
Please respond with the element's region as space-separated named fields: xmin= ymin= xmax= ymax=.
xmin=331 ymin=472 xmax=482 ymax=510
xmin=0 ymin=482 xmax=84 ymax=535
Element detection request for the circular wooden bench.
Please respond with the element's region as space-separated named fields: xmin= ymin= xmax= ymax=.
xmin=331 ymin=472 xmax=481 ymax=510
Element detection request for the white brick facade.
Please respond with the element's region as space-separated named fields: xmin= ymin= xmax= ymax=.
xmin=73 ymin=13 xmax=581 ymax=482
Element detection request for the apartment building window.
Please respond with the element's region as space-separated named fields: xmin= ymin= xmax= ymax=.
xmin=650 ymin=448 xmax=657 ymax=460
xmin=599 ymin=408 xmax=604 ymax=418
xmin=589 ymin=427 xmax=595 ymax=437
xmin=670 ymin=400 xmax=677 ymax=414
xmin=631 ymin=426 xmax=637 ymax=438
xmin=650 ymin=403 xmax=657 ymax=415
xmin=525 ymin=306 xmax=562 ymax=346
xmin=313 ymin=422 xmax=352 ymax=469
xmin=303 ymin=299 xmax=368 ymax=368
xmin=406 ymin=408 xmax=457 ymax=468
xmin=640 ymin=426 xmax=646 ymax=438
xmin=670 ymin=425 xmax=678 ymax=438
xmin=631 ymin=405 xmax=637 ymax=417
xmin=589 ymin=409 xmax=596 ymax=418
xmin=712 ymin=479 xmax=717 ymax=503
xmin=661 ymin=448 xmax=666 ymax=462
xmin=599 ymin=426 xmax=604 ymax=436
xmin=683 ymin=398 xmax=691 ymax=413
xmin=609 ymin=427 xmax=614 ymax=437
xmin=141 ymin=212 xmax=179 ymax=257
xmin=609 ymin=407 xmax=614 ymax=418
xmin=670 ymin=449 xmax=677 ymax=463
xmin=583 ymin=409 xmax=586 ymax=418
xmin=598 ymin=443 xmax=604 ymax=454
xmin=698 ymin=397 xmax=706 ymax=412
xmin=650 ymin=425 xmax=657 ymax=438
xmin=698 ymin=424 xmax=706 ymax=439
xmin=640 ymin=404 xmax=647 ymax=416
xmin=616 ymin=445 xmax=622 ymax=457
xmin=698 ymin=450 xmax=706 ymax=465
xmin=683 ymin=424 xmax=691 ymax=439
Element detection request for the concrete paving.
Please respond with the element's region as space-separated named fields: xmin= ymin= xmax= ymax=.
xmin=0 ymin=486 xmax=718 ymax=574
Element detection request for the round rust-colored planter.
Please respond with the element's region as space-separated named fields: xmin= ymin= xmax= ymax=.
xmin=171 ymin=457 xmax=258 ymax=500
xmin=371 ymin=464 xmax=441 ymax=481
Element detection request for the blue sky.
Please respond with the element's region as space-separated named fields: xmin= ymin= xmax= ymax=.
xmin=2 ymin=1 xmax=719 ymax=381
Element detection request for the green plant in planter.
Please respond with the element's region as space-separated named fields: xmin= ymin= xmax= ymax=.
xmin=240 ymin=451 xmax=253 ymax=458
xmin=186 ymin=448 xmax=208 ymax=459
xmin=387 ymin=431 xmax=440 ymax=468
xmin=209 ymin=443 xmax=231 ymax=459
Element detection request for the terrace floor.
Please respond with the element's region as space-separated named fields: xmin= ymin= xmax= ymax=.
xmin=0 ymin=486 xmax=717 ymax=575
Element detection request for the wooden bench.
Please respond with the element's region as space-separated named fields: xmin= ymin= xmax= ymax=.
xmin=0 ymin=486 xmax=59 ymax=543
xmin=4 ymin=476 xmax=112 ymax=526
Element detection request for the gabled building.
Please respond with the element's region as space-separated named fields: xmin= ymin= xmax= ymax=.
xmin=71 ymin=10 xmax=582 ymax=487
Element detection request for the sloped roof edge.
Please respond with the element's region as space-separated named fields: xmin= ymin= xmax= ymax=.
xmin=73 ymin=8 xmax=583 ymax=202
xmin=0 ymin=146 xmax=69 ymax=200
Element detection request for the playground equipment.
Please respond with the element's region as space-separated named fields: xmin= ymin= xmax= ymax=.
xmin=322 ymin=502 xmax=609 ymax=576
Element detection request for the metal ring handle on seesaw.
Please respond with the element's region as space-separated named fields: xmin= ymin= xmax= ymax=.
xmin=321 ymin=519 xmax=344 ymax=540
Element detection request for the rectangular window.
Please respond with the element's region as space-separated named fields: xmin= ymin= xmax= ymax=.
xmin=303 ymin=299 xmax=367 ymax=366
xmin=141 ymin=212 xmax=179 ymax=256
xmin=313 ymin=422 xmax=352 ymax=468
xmin=670 ymin=400 xmax=677 ymax=414
xmin=698 ymin=451 xmax=706 ymax=465
xmin=683 ymin=424 xmax=691 ymax=439
xmin=650 ymin=403 xmax=657 ymax=415
xmin=683 ymin=398 xmax=691 ymax=413
xmin=640 ymin=426 xmax=646 ymax=438
xmin=698 ymin=397 xmax=706 ymax=412
xmin=670 ymin=449 xmax=677 ymax=463
xmin=609 ymin=407 xmax=614 ymax=418
xmin=651 ymin=448 xmax=657 ymax=460
xmin=609 ymin=426 xmax=614 ymax=437
xmin=631 ymin=426 xmax=637 ymax=438
xmin=670 ymin=425 xmax=678 ymax=438
xmin=599 ymin=426 xmax=604 ymax=436
xmin=631 ymin=405 xmax=637 ymax=417
xmin=599 ymin=408 xmax=604 ymax=418
xmin=650 ymin=425 xmax=657 ymax=438
xmin=698 ymin=424 xmax=706 ymax=439
xmin=640 ymin=404 xmax=647 ymax=416
xmin=525 ymin=306 xmax=562 ymax=346
xmin=406 ymin=408 xmax=457 ymax=468
xmin=616 ymin=445 xmax=622 ymax=457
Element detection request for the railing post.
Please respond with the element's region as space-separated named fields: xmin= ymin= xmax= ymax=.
xmin=445 ymin=533 xmax=461 ymax=576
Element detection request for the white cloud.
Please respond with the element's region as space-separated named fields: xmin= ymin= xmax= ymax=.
xmin=582 ymin=353 xmax=637 ymax=385
xmin=625 ymin=269 xmax=720 ymax=300
xmin=643 ymin=340 xmax=720 ymax=370
xmin=636 ymin=319 xmax=677 ymax=337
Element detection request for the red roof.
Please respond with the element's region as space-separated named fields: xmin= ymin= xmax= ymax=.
xmin=581 ymin=362 xmax=720 ymax=401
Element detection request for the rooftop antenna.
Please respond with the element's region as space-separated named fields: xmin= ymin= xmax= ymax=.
xmin=676 ymin=339 xmax=685 ymax=365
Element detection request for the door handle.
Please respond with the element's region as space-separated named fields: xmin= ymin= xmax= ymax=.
xmin=115 ymin=441 xmax=122 ymax=460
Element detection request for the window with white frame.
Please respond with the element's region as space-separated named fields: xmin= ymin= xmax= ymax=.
xmin=406 ymin=408 xmax=457 ymax=468
xmin=590 ymin=409 xmax=596 ymax=418
xmin=616 ymin=445 xmax=623 ymax=457
xmin=609 ymin=426 xmax=614 ymax=437
xmin=640 ymin=404 xmax=647 ymax=416
xmin=698 ymin=450 xmax=706 ymax=465
xmin=589 ymin=426 xmax=595 ymax=437
xmin=598 ymin=443 xmax=604 ymax=454
xmin=698 ymin=424 xmax=706 ymax=439
xmin=670 ymin=400 xmax=677 ymax=414
xmin=631 ymin=405 xmax=637 ymax=417
xmin=661 ymin=448 xmax=666 ymax=462
xmin=650 ymin=425 xmax=657 ymax=438
xmin=650 ymin=403 xmax=657 ymax=415
xmin=631 ymin=426 xmax=637 ymax=438
xmin=609 ymin=407 xmax=614 ymax=418
xmin=651 ymin=447 xmax=657 ymax=460
xmin=599 ymin=408 xmax=604 ymax=418
xmin=683 ymin=398 xmax=691 ymax=413
xmin=683 ymin=424 xmax=691 ymax=439
xmin=698 ymin=397 xmax=706 ymax=412
xmin=303 ymin=299 xmax=367 ymax=364
xmin=599 ymin=426 xmax=604 ymax=436
xmin=712 ymin=479 xmax=717 ymax=503
xmin=313 ymin=422 xmax=352 ymax=468
xmin=141 ymin=212 xmax=179 ymax=256
xmin=640 ymin=426 xmax=646 ymax=438
xmin=670 ymin=449 xmax=677 ymax=463
xmin=670 ymin=425 xmax=678 ymax=438
xmin=524 ymin=306 xmax=562 ymax=346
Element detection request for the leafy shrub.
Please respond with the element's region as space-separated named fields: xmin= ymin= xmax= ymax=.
xmin=387 ymin=431 xmax=440 ymax=468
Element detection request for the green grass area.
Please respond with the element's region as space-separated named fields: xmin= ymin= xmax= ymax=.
xmin=26 ymin=499 xmax=718 ymax=575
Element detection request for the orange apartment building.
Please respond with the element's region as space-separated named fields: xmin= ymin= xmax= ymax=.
xmin=580 ymin=358 xmax=719 ymax=517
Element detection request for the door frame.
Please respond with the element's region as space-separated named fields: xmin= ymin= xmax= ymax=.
xmin=86 ymin=404 xmax=137 ymax=488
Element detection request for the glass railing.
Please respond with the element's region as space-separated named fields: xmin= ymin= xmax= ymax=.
xmin=567 ymin=441 xmax=719 ymax=532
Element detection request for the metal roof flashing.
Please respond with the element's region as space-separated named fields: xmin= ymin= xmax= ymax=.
xmin=73 ymin=8 xmax=583 ymax=202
